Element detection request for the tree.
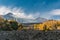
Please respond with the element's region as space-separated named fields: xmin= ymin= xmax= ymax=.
xmin=43 ymin=25 xmax=47 ymax=32
xmin=9 ymin=21 xmax=18 ymax=30
xmin=18 ymin=24 xmax=23 ymax=30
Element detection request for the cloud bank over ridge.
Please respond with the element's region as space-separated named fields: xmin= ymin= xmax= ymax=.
xmin=0 ymin=6 xmax=41 ymax=19
xmin=47 ymin=9 xmax=60 ymax=20
xmin=1 ymin=6 xmax=60 ymax=20
xmin=50 ymin=9 xmax=60 ymax=15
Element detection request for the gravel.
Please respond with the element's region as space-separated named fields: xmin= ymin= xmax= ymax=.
xmin=0 ymin=30 xmax=59 ymax=40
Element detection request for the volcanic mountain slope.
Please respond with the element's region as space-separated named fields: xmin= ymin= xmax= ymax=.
xmin=35 ymin=17 xmax=47 ymax=23
xmin=3 ymin=13 xmax=15 ymax=20
xmin=2 ymin=13 xmax=47 ymax=23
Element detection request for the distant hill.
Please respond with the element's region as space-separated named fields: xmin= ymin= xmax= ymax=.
xmin=3 ymin=13 xmax=16 ymax=20
xmin=2 ymin=13 xmax=47 ymax=23
xmin=50 ymin=15 xmax=60 ymax=20
xmin=35 ymin=17 xmax=47 ymax=23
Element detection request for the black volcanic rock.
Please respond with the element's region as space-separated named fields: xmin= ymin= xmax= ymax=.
xmin=0 ymin=30 xmax=59 ymax=40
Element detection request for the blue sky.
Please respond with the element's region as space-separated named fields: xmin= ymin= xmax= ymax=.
xmin=0 ymin=0 xmax=60 ymax=19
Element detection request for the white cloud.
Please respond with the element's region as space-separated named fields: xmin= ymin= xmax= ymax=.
xmin=49 ymin=9 xmax=60 ymax=15
xmin=0 ymin=6 xmax=11 ymax=15
xmin=0 ymin=6 xmax=40 ymax=19
xmin=45 ymin=9 xmax=60 ymax=19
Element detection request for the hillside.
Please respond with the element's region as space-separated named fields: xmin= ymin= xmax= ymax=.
xmin=34 ymin=20 xmax=60 ymax=31
xmin=0 ymin=16 xmax=23 ymax=31
xmin=0 ymin=15 xmax=60 ymax=31
xmin=0 ymin=16 xmax=4 ymax=22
